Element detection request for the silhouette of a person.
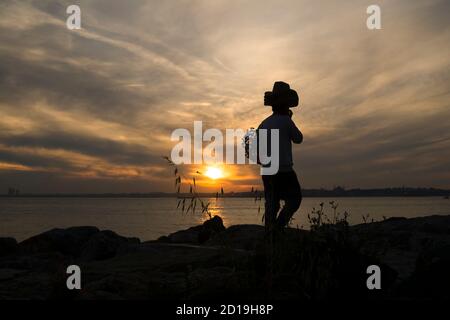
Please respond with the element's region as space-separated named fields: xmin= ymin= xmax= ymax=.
xmin=258 ymin=81 xmax=303 ymax=234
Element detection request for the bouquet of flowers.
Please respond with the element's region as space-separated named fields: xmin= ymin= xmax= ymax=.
xmin=242 ymin=127 xmax=258 ymax=161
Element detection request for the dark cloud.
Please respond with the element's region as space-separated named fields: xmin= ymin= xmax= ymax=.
xmin=0 ymin=0 xmax=449 ymax=191
xmin=1 ymin=131 xmax=160 ymax=166
xmin=0 ymin=148 xmax=72 ymax=170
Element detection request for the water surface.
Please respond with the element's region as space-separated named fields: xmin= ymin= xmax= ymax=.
xmin=1 ymin=197 xmax=449 ymax=241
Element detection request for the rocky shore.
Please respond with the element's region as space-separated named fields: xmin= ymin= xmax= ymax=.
xmin=1 ymin=215 xmax=449 ymax=300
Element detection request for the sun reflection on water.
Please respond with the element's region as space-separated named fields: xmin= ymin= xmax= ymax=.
xmin=200 ymin=198 xmax=228 ymax=226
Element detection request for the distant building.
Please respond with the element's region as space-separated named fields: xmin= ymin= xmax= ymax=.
xmin=7 ymin=187 xmax=20 ymax=196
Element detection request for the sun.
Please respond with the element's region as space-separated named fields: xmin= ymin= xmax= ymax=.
xmin=204 ymin=166 xmax=223 ymax=180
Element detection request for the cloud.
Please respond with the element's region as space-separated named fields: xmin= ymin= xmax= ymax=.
xmin=0 ymin=0 xmax=449 ymax=192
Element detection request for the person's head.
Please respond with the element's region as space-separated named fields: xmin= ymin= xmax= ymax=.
xmin=264 ymin=81 xmax=299 ymax=114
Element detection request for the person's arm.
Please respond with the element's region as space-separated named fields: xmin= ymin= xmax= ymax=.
xmin=289 ymin=118 xmax=303 ymax=144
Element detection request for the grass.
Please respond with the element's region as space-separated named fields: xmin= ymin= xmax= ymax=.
xmin=163 ymin=156 xmax=263 ymax=221
xmin=162 ymin=156 xmax=390 ymax=299
xmin=163 ymin=156 xmax=222 ymax=219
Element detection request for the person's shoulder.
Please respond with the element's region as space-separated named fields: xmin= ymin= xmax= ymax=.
xmin=258 ymin=114 xmax=274 ymax=128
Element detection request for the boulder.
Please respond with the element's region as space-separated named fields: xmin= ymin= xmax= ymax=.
xmin=166 ymin=225 xmax=203 ymax=244
xmin=206 ymin=225 xmax=265 ymax=250
xmin=350 ymin=215 xmax=450 ymax=280
xmin=198 ymin=216 xmax=226 ymax=243
xmin=19 ymin=226 xmax=100 ymax=256
xmin=165 ymin=216 xmax=225 ymax=244
xmin=0 ymin=237 xmax=18 ymax=257
xmin=80 ymin=230 xmax=140 ymax=261
xmin=0 ymin=268 xmax=26 ymax=281
xmin=185 ymin=266 xmax=242 ymax=299
xmin=399 ymin=243 xmax=450 ymax=299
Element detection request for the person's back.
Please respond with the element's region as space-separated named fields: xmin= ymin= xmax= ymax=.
xmin=258 ymin=81 xmax=303 ymax=233
xmin=258 ymin=113 xmax=302 ymax=172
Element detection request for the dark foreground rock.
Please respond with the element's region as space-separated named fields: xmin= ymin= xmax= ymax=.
xmin=0 ymin=238 xmax=18 ymax=257
xmin=157 ymin=215 xmax=225 ymax=244
xmin=351 ymin=215 xmax=450 ymax=299
xmin=19 ymin=226 xmax=100 ymax=257
xmin=0 ymin=214 xmax=449 ymax=300
xmin=18 ymin=226 xmax=140 ymax=261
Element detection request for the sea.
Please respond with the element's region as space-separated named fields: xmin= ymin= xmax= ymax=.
xmin=1 ymin=197 xmax=450 ymax=241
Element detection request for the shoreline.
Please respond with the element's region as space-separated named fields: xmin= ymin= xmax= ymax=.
xmin=1 ymin=187 xmax=449 ymax=199
xmin=1 ymin=195 xmax=449 ymax=199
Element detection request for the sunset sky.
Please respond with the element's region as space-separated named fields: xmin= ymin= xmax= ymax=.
xmin=0 ymin=0 xmax=449 ymax=193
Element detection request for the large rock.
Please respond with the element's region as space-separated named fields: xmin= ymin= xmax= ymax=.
xmin=206 ymin=225 xmax=265 ymax=250
xmin=163 ymin=225 xmax=203 ymax=244
xmin=80 ymin=230 xmax=140 ymax=261
xmin=0 ymin=238 xmax=18 ymax=257
xmin=18 ymin=227 xmax=140 ymax=261
xmin=398 ymin=243 xmax=450 ymax=299
xmin=350 ymin=215 xmax=450 ymax=280
xmin=0 ymin=268 xmax=26 ymax=281
xmin=199 ymin=216 xmax=226 ymax=243
xmin=161 ymin=216 xmax=225 ymax=244
xmin=19 ymin=226 xmax=100 ymax=257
